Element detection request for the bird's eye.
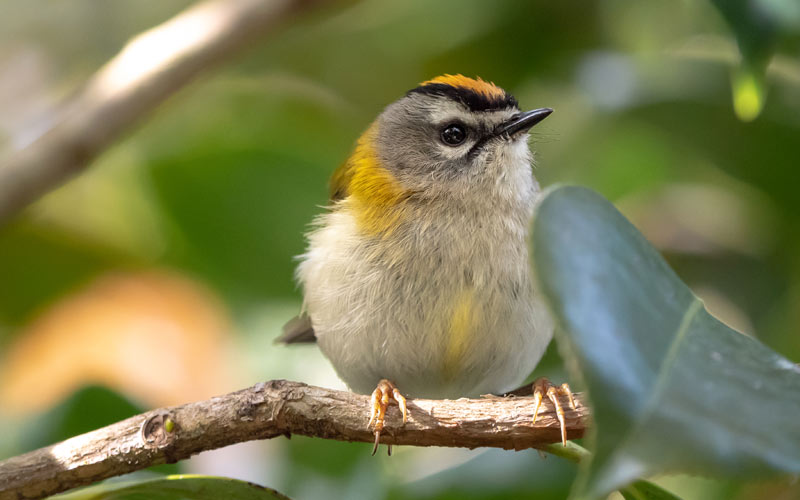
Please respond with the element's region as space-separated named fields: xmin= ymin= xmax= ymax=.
xmin=441 ymin=123 xmax=467 ymax=146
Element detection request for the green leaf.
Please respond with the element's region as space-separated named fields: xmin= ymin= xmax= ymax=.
xmin=731 ymin=65 xmax=767 ymax=122
xmin=711 ymin=0 xmax=783 ymax=66
xmin=51 ymin=475 xmax=290 ymax=500
xmin=531 ymin=186 xmax=800 ymax=499
xmin=620 ymin=480 xmax=684 ymax=500
xmin=710 ymin=0 xmax=800 ymax=121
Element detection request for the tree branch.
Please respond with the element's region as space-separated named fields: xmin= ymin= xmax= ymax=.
xmin=0 ymin=379 xmax=589 ymax=500
xmin=0 ymin=0 xmax=325 ymax=223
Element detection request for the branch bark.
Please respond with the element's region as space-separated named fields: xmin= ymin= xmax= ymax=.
xmin=0 ymin=0 xmax=325 ymax=223
xmin=0 ymin=379 xmax=589 ymax=500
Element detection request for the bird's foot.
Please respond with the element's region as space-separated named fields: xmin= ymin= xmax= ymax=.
xmin=532 ymin=377 xmax=577 ymax=446
xmin=368 ymin=379 xmax=408 ymax=456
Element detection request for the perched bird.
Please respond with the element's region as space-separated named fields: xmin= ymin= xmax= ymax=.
xmin=280 ymin=75 xmax=574 ymax=452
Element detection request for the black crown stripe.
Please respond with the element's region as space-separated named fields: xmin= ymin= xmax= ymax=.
xmin=407 ymin=83 xmax=518 ymax=112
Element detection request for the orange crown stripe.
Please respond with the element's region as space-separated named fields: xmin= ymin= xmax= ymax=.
xmin=421 ymin=74 xmax=506 ymax=100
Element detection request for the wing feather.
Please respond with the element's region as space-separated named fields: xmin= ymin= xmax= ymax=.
xmin=276 ymin=314 xmax=316 ymax=344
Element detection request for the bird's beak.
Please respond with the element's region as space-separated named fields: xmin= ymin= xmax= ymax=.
xmin=495 ymin=108 xmax=553 ymax=138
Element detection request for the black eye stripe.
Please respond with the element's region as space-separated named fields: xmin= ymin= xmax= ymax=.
xmin=467 ymin=134 xmax=492 ymax=159
xmin=466 ymin=122 xmax=505 ymax=159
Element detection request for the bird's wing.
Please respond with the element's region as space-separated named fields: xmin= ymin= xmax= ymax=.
xmin=276 ymin=313 xmax=317 ymax=344
xmin=282 ymin=147 xmax=359 ymax=344
xmin=278 ymin=160 xmax=349 ymax=345
xmin=329 ymin=159 xmax=353 ymax=202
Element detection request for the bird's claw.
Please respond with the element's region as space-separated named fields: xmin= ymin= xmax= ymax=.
xmin=368 ymin=379 xmax=408 ymax=456
xmin=532 ymin=377 xmax=577 ymax=446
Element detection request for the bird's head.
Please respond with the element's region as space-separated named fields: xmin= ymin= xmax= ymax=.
xmin=333 ymin=75 xmax=551 ymax=234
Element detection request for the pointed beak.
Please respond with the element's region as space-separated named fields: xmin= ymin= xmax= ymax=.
xmin=495 ymin=108 xmax=553 ymax=138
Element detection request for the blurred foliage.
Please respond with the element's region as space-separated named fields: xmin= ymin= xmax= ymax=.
xmin=711 ymin=0 xmax=800 ymax=120
xmin=1 ymin=0 xmax=799 ymax=499
xmin=620 ymin=481 xmax=683 ymax=500
xmin=19 ymin=385 xmax=142 ymax=452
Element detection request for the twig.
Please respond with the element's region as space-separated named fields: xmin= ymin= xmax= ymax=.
xmin=0 ymin=379 xmax=589 ymax=500
xmin=0 ymin=0 xmax=325 ymax=223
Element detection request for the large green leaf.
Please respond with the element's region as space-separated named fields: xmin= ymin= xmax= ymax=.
xmin=51 ymin=475 xmax=290 ymax=500
xmin=531 ymin=186 xmax=800 ymax=499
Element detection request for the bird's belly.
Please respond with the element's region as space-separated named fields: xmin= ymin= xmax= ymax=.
xmin=303 ymin=220 xmax=553 ymax=398
xmin=316 ymin=281 xmax=549 ymax=398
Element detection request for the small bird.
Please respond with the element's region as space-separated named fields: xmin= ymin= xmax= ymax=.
xmin=280 ymin=75 xmax=574 ymax=452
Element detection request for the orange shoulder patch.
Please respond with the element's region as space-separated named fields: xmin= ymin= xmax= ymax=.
xmin=330 ymin=125 xmax=412 ymax=237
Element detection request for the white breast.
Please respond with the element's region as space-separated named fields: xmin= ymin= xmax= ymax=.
xmin=296 ymin=175 xmax=553 ymax=398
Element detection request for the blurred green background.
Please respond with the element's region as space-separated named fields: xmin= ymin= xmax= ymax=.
xmin=1 ymin=1 xmax=799 ymax=499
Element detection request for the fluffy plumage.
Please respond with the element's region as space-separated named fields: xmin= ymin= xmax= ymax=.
xmin=286 ymin=75 xmax=553 ymax=398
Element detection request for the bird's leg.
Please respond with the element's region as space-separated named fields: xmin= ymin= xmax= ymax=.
xmin=367 ymin=379 xmax=408 ymax=456
xmin=531 ymin=377 xmax=577 ymax=446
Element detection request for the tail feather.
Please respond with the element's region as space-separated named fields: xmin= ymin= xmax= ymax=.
xmin=276 ymin=314 xmax=317 ymax=344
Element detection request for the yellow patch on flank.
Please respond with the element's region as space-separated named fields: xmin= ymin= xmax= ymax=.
xmin=422 ymin=74 xmax=506 ymax=100
xmin=332 ymin=125 xmax=412 ymax=237
xmin=442 ymin=289 xmax=480 ymax=380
